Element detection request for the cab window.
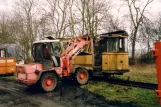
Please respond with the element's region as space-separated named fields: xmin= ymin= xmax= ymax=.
xmin=51 ymin=42 xmax=61 ymax=56
xmin=107 ymin=37 xmax=127 ymax=52
xmin=0 ymin=50 xmax=6 ymax=57
xmin=107 ymin=38 xmax=118 ymax=52
xmin=32 ymin=43 xmax=42 ymax=62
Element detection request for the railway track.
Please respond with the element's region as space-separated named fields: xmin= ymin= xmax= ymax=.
xmin=105 ymin=78 xmax=157 ymax=90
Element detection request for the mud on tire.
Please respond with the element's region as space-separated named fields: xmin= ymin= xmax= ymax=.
xmin=75 ymin=68 xmax=89 ymax=85
xmin=40 ymin=73 xmax=57 ymax=92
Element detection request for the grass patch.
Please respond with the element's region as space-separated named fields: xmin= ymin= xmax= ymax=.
xmin=81 ymin=64 xmax=160 ymax=107
xmin=82 ymin=81 xmax=159 ymax=107
xmin=116 ymin=64 xmax=157 ymax=84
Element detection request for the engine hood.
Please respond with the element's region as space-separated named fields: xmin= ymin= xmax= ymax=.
xmin=16 ymin=63 xmax=43 ymax=73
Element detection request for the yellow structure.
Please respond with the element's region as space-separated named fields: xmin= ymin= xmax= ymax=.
xmin=0 ymin=48 xmax=16 ymax=75
xmin=72 ymin=30 xmax=129 ymax=76
xmin=102 ymin=53 xmax=128 ymax=71
xmin=0 ymin=58 xmax=16 ymax=75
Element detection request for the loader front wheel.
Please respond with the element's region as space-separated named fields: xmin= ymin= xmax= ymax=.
xmin=76 ymin=69 xmax=89 ymax=85
xmin=40 ymin=73 xmax=57 ymax=92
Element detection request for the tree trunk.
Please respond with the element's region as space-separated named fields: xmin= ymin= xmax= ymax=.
xmin=131 ymin=29 xmax=137 ymax=65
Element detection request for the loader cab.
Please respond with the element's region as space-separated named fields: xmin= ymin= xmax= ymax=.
xmin=32 ymin=40 xmax=62 ymax=69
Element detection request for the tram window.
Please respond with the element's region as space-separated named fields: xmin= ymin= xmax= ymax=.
xmin=119 ymin=38 xmax=125 ymax=52
xmin=0 ymin=50 xmax=5 ymax=57
xmin=107 ymin=38 xmax=118 ymax=52
xmin=100 ymin=39 xmax=107 ymax=52
xmin=125 ymin=38 xmax=128 ymax=52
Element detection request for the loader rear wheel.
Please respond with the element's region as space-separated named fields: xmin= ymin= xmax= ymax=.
xmin=40 ymin=73 xmax=57 ymax=92
xmin=76 ymin=69 xmax=89 ymax=85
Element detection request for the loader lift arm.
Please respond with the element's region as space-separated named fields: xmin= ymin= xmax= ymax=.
xmin=61 ymin=36 xmax=91 ymax=76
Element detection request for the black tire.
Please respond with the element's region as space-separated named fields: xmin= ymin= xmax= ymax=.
xmin=75 ymin=68 xmax=89 ymax=85
xmin=39 ymin=73 xmax=57 ymax=92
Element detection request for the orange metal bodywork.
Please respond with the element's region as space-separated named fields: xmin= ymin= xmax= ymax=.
xmin=16 ymin=63 xmax=43 ymax=85
xmin=0 ymin=58 xmax=16 ymax=75
xmin=153 ymin=41 xmax=161 ymax=105
xmin=16 ymin=36 xmax=90 ymax=85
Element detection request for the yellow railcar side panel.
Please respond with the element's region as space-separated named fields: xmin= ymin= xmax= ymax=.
xmin=117 ymin=54 xmax=129 ymax=70
xmin=0 ymin=58 xmax=16 ymax=74
xmin=72 ymin=55 xmax=93 ymax=65
xmin=6 ymin=66 xmax=16 ymax=74
xmin=102 ymin=52 xmax=129 ymax=71
xmin=0 ymin=67 xmax=6 ymax=74
xmin=0 ymin=58 xmax=7 ymax=67
xmin=86 ymin=55 xmax=93 ymax=64
xmin=109 ymin=55 xmax=117 ymax=70
xmin=72 ymin=56 xmax=85 ymax=64
xmin=102 ymin=55 xmax=109 ymax=70
xmin=102 ymin=54 xmax=117 ymax=70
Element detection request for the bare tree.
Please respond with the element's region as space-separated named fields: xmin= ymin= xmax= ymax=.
xmin=13 ymin=0 xmax=40 ymax=61
xmin=143 ymin=15 xmax=161 ymax=43
xmin=38 ymin=0 xmax=112 ymax=38
xmin=138 ymin=18 xmax=153 ymax=58
xmin=40 ymin=0 xmax=71 ymax=38
xmin=76 ymin=0 xmax=107 ymax=37
xmin=0 ymin=13 xmax=17 ymax=44
xmin=124 ymin=0 xmax=153 ymax=64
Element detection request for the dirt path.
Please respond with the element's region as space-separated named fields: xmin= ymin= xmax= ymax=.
xmin=0 ymin=78 xmax=136 ymax=107
xmin=0 ymin=78 xmax=66 ymax=107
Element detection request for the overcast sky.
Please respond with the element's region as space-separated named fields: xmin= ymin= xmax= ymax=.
xmin=0 ymin=0 xmax=160 ymax=49
xmin=0 ymin=0 xmax=161 ymax=19
xmin=0 ymin=0 xmax=12 ymax=11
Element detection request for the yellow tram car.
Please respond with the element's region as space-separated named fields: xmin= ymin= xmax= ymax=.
xmin=71 ymin=30 xmax=129 ymax=77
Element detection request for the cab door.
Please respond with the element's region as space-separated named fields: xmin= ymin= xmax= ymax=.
xmin=117 ymin=53 xmax=128 ymax=70
xmin=102 ymin=53 xmax=117 ymax=70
